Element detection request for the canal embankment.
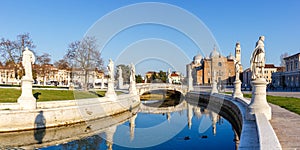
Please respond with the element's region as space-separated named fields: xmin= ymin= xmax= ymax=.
xmin=0 ymin=94 xmax=140 ymax=132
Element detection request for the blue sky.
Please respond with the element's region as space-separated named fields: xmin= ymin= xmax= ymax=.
xmin=0 ymin=0 xmax=299 ymax=75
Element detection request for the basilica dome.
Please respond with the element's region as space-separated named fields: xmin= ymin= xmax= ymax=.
xmin=227 ymin=53 xmax=235 ymax=60
xmin=209 ymin=48 xmax=220 ymax=58
xmin=193 ymin=53 xmax=202 ymax=65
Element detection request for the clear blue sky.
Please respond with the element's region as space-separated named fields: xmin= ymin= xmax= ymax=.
xmin=1 ymin=0 xmax=299 ymax=75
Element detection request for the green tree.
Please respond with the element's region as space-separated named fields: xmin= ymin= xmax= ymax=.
xmin=158 ymin=70 xmax=167 ymax=83
xmin=135 ymin=74 xmax=143 ymax=83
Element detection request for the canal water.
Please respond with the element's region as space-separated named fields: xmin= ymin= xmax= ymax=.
xmin=0 ymin=99 xmax=239 ymax=150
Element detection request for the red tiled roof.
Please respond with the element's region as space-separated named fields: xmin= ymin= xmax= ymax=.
xmin=265 ymin=64 xmax=276 ymax=68
xmin=170 ymin=73 xmax=179 ymax=77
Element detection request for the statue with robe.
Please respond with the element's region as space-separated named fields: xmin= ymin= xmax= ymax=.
xmin=130 ymin=63 xmax=136 ymax=83
xmin=250 ymin=36 xmax=265 ymax=79
xmin=107 ymin=59 xmax=114 ymax=81
xmin=118 ymin=66 xmax=122 ymax=79
xmin=235 ymin=60 xmax=240 ymax=81
xmin=22 ymin=47 xmax=35 ymax=80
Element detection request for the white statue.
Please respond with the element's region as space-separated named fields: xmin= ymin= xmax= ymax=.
xmin=250 ymin=36 xmax=265 ymax=79
xmin=235 ymin=60 xmax=240 ymax=81
xmin=118 ymin=66 xmax=122 ymax=79
xmin=107 ymin=59 xmax=114 ymax=81
xmin=130 ymin=63 xmax=135 ymax=83
xmin=22 ymin=47 xmax=35 ymax=80
xmin=167 ymin=68 xmax=172 ymax=84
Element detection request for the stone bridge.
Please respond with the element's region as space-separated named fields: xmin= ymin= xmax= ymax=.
xmin=136 ymin=83 xmax=188 ymax=95
xmin=139 ymin=101 xmax=187 ymax=114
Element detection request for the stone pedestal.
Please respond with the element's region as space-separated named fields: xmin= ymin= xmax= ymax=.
xmin=105 ymin=81 xmax=117 ymax=100
xmin=246 ymin=78 xmax=271 ymax=120
xmin=17 ymin=78 xmax=36 ymax=110
xmin=232 ymin=80 xmax=243 ymax=99
xmin=118 ymin=78 xmax=123 ymax=89
xmin=211 ymin=81 xmax=218 ymax=94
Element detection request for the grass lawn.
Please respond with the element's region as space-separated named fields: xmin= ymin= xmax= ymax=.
xmin=226 ymin=92 xmax=300 ymax=115
xmin=0 ymin=88 xmax=122 ymax=102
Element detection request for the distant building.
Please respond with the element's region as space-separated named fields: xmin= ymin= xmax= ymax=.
xmin=243 ymin=64 xmax=280 ymax=87
xmin=169 ymin=72 xmax=182 ymax=84
xmin=272 ymin=52 xmax=300 ymax=88
xmin=0 ymin=63 xmax=104 ymax=87
xmin=188 ymin=45 xmax=241 ymax=85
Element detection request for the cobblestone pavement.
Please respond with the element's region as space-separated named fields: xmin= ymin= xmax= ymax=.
xmin=269 ymin=104 xmax=300 ymax=150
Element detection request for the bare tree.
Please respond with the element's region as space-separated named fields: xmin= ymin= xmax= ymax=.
xmin=0 ymin=33 xmax=36 ymax=65
xmin=54 ymin=59 xmax=69 ymax=69
xmin=280 ymin=52 xmax=289 ymax=67
xmin=35 ymin=53 xmax=51 ymax=85
xmin=0 ymin=33 xmax=36 ymax=80
xmin=65 ymin=36 xmax=103 ymax=90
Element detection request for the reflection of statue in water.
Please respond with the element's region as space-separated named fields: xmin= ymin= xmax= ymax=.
xmin=250 ymin=36 xmax=265 ymax=79
xmin=107 ymin=59 xmax=114 ymax=81
xmin=34 ymin=111 xmax=46 ymax=144
xmin=22 ymin=47 xmax=35 ymax=80
xmin=130 ymin=63 xmax=136 ymax=83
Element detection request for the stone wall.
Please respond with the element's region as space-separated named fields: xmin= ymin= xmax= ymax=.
xmin=0 ymin=95 xmax=140 ymax=132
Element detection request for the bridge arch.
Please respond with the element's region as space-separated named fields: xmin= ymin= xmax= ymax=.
xmin=136 ymin=83 xmax=188 ymax=96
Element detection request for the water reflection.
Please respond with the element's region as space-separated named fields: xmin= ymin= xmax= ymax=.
xmin=0 ymin=99 xmax=239 ymax=150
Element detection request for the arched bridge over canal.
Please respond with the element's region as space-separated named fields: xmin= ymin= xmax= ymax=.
xmin=136 ymin=83 xmax=188 ymax=96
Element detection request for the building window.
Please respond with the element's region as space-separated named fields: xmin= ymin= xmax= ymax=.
xmin=291 ymin=62 xmax=293 ymax=71
xmin=295 ymin=62 xmax=298 ymax=69
xmin=218 ymin=62 xmax=222 ymax=66
xmin=287 ymin=64 xmax=289 ymax=71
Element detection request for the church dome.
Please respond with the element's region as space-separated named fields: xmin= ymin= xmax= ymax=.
xmin=193 ymin=53 xmax=202 ymax=65
xmin=227 ymin=53 xmax=235 ymax=60
xmin=209 ymin=48 xmax=220 ymax=58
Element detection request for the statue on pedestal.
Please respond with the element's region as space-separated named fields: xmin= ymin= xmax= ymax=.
xmin=129 ymin=63 xmax=137 ymax=95
xmin=118 ymin=66 xmax=123 ymax=89
xmin=18 ymin=47 xmax=36 ymax=110
xmin=105 ymin=59 xmax=117 ymax=100
xmin=250 ymin=36 xmax=265 ymax=79
xmin=130 ymin=63 xmax=136 ymax=83
xmin=235 ymin=60 xmax=240 ymax=81
xmin=107 ymin=59 xmax=114 ymax=81
xmin=22 ymin=47 xmax=35 ymax=80
xmin=247 ymin=36 xmax=271 ymax=120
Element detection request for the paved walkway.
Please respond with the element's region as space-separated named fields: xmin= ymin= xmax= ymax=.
xmin=267 ymin=91 xmax=300 ymax=99
xmin=240 ymin=91 xmax=300 ymax=149
xmin=270 ymin=104 xmax=300 ymax=150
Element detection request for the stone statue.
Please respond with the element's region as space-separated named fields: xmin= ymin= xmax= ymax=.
xmin=22 ymin=47 xmax=35 ymax=80
xmin=118 ymin=66 xmax=122 ymax=79
xmin=167 ymin=68 xmax=172 ymax=84
xmin=107 ymin=59 xmax=114 ymax=81
xmin=130 ymin=63 xmax=136 ymax=83
xmin=250 ymin=36 xmax=265 ymax=79
xmin=235 ymin=60 xmax=240 ymax=81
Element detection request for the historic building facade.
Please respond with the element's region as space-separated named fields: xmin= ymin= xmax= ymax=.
xmin=272 ymin=52 xmax=300 ymax=88
xmin=0 ymin=64 xmax=104 ymax=87
xmin=189 ymin=43 xmax=242 ymax=85
xmin=243 ymin=64 xmax=281 ymax=87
